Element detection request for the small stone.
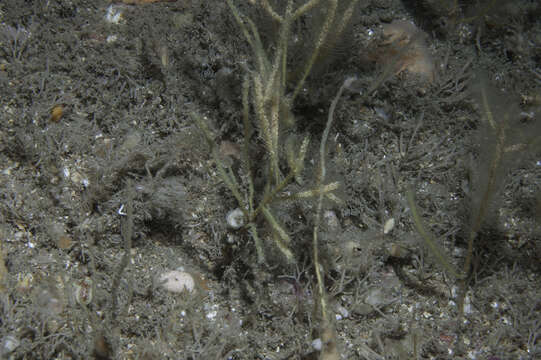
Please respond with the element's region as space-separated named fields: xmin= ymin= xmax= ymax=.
xmin=226 ymin=234 xmax=236 ymax=244
xmin=226 ymin=208 xmax=245 ymax=229
xmin=158 ymin=270 xmax=195 ymax=293
xmin=311 ymin=338 xmax=322 ymax=351
xmin=337 ymin=305 xmax=349 ymax=319
xmin=74 ymin=277 xmax=93 ymax=306
xmin=463 ymin=294 xmax=473 ymax=314
xmin=383 ymin=218 xmax=395 ymax=234
xmin=388 ymin=243 xmax=408 ymax=259
xmin=323 ymin=210 xmax=341 ymax=232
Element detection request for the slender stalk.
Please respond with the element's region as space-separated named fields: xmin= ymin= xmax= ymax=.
xmin=313 ymin=77 xmax=351 ymax=358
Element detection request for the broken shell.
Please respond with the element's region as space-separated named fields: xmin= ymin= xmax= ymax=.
xmin=383 ymin=218 xmax=395 ymax=234
xmin=388 ymin=243 xmax=409 ymax=259
xmin=50 ymin=104 xmax=64 ymax=122
xmin=158 ymin=270 xmax=195 ymax=293
xmin=74 ymin=277 xmax=93 ymax=306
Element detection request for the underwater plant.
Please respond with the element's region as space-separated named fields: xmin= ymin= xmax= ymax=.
xmin=192 ymin=1 xmax=362 ymax=357
xmin=407 ymin=73 xmax=541 ymax=316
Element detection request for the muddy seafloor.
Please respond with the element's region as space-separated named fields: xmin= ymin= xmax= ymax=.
xmin=0 ymin=1 xmax=540 ymax=359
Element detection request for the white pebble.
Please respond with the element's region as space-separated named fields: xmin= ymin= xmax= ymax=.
xmin=206 ymin=310 xmax=218 ymax=320
xmin=383 ymin=218 xmax=395 ymax=234
xmin=311 ymin=338 xmax=322 ymax=351
xmin=226 ymin=208 xmax=245 ymax=229
xmin=323 ymin=210 xmax=340 ymax=231
xmin=159 ymin=270 xmax=195 ymax=293
xmin=106 ymin=35 xmax=118 ymax=44
xmin=337 ymin=305 xmax=349 ymax=319
xmin=463 ymin=294 xmax=473 ymax=314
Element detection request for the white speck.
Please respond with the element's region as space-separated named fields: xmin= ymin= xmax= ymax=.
xmin=464 ymin=294 xmax=473 ymax=314
xmin=226 ymin=234 xmax=236 ymax=244
xmin=490 ymin=301 xmax=499 ymax=309
xmin=335 ymin=314 xmax=343 ymax=321
xmin=206 ymin=310 xmax=217 ymax=320
xmin=63 ymin=167 xmax=70 ymax=179
xmin=311 ymin=338 xmax=322 ymax=351
xmin=105 ymin=5 xmax=123 ymax=24
xmin=106 ymin=35 xmax=118 ymax=43
xmin=337 ymin=306 xmax=349 ymax=319
xmin=204 ymin=303 xmax=219 ymax=321
xmin=117 ymin=204 xmax=126 ymax=216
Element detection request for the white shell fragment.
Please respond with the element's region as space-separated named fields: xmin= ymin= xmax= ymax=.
xmin=159 ymin=270 xmax=195 ymax=293
xmin=74 ymin=277 xmax=93 ymax=306
xmin=383 ymin=218 xmax=395 ymax=234
xmin=226 ymin=208 xmax=245 ymax=229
